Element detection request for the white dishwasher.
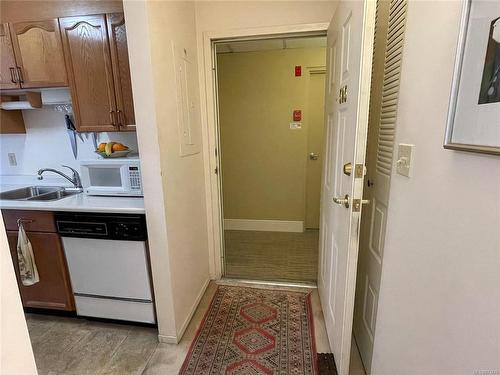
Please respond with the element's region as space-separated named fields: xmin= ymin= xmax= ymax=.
xmin=56 ymin=212 xmax=155 ymax=324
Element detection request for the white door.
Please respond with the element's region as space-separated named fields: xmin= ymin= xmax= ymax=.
xmin=353 ymin=0 xmax=408 ymax=372
xmin=318 ymin=1 xmax=376 ymax=374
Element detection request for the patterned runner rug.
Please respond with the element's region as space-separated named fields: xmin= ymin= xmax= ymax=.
xmin=180 ymin=285 xmax=317 ymax=375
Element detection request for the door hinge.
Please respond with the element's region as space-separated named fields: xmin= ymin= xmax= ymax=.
xmin=215 ymin=148 xmax=218 ymax=157
xmin=338 ymin=85 xmax=348 ymax=104
xmin=355 ymin=164 xmax=366 ymax=178
xmin=215 ymin=166 xmax=218 ymax=174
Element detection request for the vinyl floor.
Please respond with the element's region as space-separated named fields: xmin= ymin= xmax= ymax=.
xmin=224 ymin=229 xmax=319 ymax=283
xmin=26 ymin=281 xmax=365 ymax=375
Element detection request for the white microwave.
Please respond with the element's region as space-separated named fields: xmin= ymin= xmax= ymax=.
xmin=80 ymin=159 xmax=143 ymax=196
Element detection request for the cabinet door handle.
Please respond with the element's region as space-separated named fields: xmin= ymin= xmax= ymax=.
xmin=109 ymin=110 xmax=118 ymax=127
xmin=17 ymin=218 xmax=34 ymax=227
xmin=16 ymin=67 xmax=24 ymax=84
xmin=9 ymin=67 xmax=17 ymax=83
xmin=116 ymin=110 xmax=123 ymax=127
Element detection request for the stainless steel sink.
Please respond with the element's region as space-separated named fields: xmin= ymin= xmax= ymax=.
xmin=0 ymin=186 xmax=81 ymax=201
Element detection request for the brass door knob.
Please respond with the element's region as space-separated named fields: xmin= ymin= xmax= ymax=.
xmin=333 ymin=194 xmax=350 ymax=208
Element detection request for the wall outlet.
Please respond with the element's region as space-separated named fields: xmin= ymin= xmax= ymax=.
xmin=396 ymin=144 xmax=414 ymax=177
xmin=7 ymin=153 xmax=17 ymax=167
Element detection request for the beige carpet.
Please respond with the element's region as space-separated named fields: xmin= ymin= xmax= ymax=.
xmin=224 ymin=229 xmax=319 ymax=283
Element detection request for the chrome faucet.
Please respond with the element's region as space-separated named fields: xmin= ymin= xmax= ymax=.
xmin=37 ymin=165 xmax=83 ymax=190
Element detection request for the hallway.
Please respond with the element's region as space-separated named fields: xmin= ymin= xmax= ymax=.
xmin=224 ymin=229 xmax=319 ymax=283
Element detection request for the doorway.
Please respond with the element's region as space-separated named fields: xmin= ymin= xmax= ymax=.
xmin=214 ymin=35 xmax=327 ymax=284
xmin=204 ymin=3 xmax=377 ymax=372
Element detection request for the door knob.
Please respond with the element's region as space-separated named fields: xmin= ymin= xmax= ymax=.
xmin=343 ymin=162 xmax=352 ymax=176
xmin=309 ymin=152 xmax=319 ymax=160
xmin=333 ymin=194 xmax=350 ymax=208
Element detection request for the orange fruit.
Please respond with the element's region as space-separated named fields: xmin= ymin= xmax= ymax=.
xmin=97 ymin=143 xmax=106 ymax=152
xmin=112 ymin=143 xmax=128 ymax=151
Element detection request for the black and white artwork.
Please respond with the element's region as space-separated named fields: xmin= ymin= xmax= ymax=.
xmin=445 ymin=1 xmax=500 ymax=155
xmin=478 ymin=17 xmax=500 ymax=104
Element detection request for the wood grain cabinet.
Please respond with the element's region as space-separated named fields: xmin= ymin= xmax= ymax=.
xmin=9 ymin=19 xmax=68 ymax=88
xmin=107 ymin=13 xmax=135 ymax=130
xmin=3 ymin=210 xmax=75 ymax=311
xmin=59 ymin=13 xmax=135 ymax=132
xmin=0 ymin=23 xmax=18 ymax=90
xmin=1 ymin=20 xmax=67 ymax=89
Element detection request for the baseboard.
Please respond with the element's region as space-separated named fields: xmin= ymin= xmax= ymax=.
xmin=157 ymin=334 xmax=178 ymax=344
xmin=224 ymin=219 xmax=304 ymax=233
xmin=175 ymin=277 xmax=211 ymax=342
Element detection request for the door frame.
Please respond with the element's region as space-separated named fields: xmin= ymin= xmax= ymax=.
xmin=200 ymin=23 xmax=330 ymax=279
xmin=303 ymin=66 xmax=326 ymax=230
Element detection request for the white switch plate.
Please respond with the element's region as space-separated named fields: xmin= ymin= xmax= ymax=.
xmin=289 ymin=122 xmax=302 ymax=129
xmin=396 ymin=143 xmax=414 ymax=177
xmin=7 ymin=153 xmax=17 ymax=167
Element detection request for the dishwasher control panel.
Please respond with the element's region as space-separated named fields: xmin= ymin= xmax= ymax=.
xmin=55 ymin=212 xmax=147 ymax=241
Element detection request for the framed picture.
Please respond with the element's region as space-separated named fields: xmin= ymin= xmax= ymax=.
xmin=445 ymin=0 xmax=500 ymax=155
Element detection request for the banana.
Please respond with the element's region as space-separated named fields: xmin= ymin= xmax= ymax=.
xmin=105 ymin=142 xmax=116 ymax=156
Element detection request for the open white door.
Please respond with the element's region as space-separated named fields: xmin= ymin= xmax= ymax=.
xmin=318 ymin=1 xmax=375 ymax=374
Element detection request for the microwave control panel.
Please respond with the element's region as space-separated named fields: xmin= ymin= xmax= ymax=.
xmin=129 ymin=166 xmax=142 ymax=190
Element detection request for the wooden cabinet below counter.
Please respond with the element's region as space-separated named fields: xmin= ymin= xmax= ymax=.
xmin=3 ymin=210 xmax=75 ymax=311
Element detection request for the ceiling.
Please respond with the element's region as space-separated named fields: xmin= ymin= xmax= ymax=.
xmin=216 ymin=36 xmax=326 ymax=54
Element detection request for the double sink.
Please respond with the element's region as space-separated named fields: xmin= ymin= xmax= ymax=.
xmin=0 ymin=186 xmax=80 ymax=201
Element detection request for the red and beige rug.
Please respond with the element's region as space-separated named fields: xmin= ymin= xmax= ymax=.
xmin=180 ymin=285 xmax=317 ymax=375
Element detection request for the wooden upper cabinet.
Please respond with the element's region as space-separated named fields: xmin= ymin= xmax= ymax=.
xmin=59 ymin=14 xmax=117 ymax=132
xmin=107 ymin=13 xmax=135 ymax=130
xmin=0 ymin=23 xmax=19 ymax=89
xmin=10 ymin=19 xmax=68 ymax=88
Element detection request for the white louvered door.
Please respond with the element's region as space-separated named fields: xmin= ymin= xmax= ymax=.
xmin=353 ymin=1 xmax=408 ymax=373
xmin=318 ymin=1 xmax=375 ymax=374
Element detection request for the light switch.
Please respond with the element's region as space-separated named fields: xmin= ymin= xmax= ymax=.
xmin=289 ymin=122 xmax=302 ymax=129
xmin=8 ymin=153 xmax=17 ymax=166
xmin=396 ymin=143 xmax=414 ymax=177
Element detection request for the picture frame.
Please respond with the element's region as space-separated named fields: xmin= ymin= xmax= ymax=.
xmin=444 ymin=0 xmax=500 ymax=155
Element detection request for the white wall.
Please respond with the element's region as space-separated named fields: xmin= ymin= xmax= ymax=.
xmin=122 ymin=0 xmax=177 ymax=341
xmin=1 ymin=215 xmax=38 ymax=374
xmin=371 ymin=2 xmax=500 ymax=374
xmin=194 ymin=1 xmax=337 ymax=32
xmin=0 ymin=107 xmax=138 ymax=177
xmin=124 ymin=0 xmax=210 ymax=341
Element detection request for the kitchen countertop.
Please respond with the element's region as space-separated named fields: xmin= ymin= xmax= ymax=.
xmin=0 ymin=183 xmax=145 ymax=214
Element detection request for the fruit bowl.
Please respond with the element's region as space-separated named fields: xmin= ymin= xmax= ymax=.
xmin=95 ymin=150 xmax=131 ymax=158
xmin=95 ymin=142 xmax=130 ymax=158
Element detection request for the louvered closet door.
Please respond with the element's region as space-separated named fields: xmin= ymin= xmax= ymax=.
xmin=353 ymin=1 xmax=408 ymax=373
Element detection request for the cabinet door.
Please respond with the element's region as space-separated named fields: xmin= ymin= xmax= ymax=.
xmin=7 ymin=231 xmax=75 ymax=311
xmin=0 ymin=23 xmax=19 ymax=89
xmin=10 ymin=19 xmax=68 ymax=88
xmin=59 ymin=15 xmax=117 ymax=132
xmin=107 ymin=13 xmax=135 ymax=131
